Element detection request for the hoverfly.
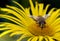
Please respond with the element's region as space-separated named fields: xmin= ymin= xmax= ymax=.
xmin=29 ymin=14 xmax=50 ymax=29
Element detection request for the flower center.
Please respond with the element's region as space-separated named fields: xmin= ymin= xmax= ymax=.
xmin=27 ymin=22 xmax=54 ymax=36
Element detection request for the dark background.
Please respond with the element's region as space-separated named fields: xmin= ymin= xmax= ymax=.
xmin=0 ymin=0 xmax=60 ymax=8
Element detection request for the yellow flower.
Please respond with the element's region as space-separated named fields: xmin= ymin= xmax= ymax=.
xmin=0 ymin=0 xmax=60 ymax=41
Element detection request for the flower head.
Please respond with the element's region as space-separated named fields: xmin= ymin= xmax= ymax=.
xmin=0 ymin=0 xmax=60 ymax=41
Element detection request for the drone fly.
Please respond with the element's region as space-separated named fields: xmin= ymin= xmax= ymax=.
xmin=29 ymin=14 xmax=50 ymax=29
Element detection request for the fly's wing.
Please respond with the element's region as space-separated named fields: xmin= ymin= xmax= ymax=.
xmin=29 ymin=15 xmax=38 ymax=21
xmin=43 ymin=14 xmax=50 ymax=19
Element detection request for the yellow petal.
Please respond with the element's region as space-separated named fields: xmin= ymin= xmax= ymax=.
xmin=6 ymin=5 xmax=32 ymax=25
xmin=17 ymin=34 xmax=28 ymax=41
xmin=43 ymin=4 xmax=50 ymax=16
xmin=53 ymin=32 xmax=60 ymax=40
xmin=0 ymin=14 xmax=24 ymax=26
xmin=44 ymin=37 xmax=49 ymax=41
xmin=29 ymin=0 xmax=35 ymax=16
xmin=39 ymin=36 xmax=43 ymax=41
xmin=50 ymin=18 xmax=60 ymax=27
xmin=0 ymin=28 xmax=10 ymax=30
xmin=48 ymin=8 xmax=56 ymax=15
xmin=48 ymin=37 xmax=54 ymax=41
xmin=25 ymin=8 xmax=30 ymax=16
xmin=17 ymin=30 xmax=34 ymax=41
xmin=1 ymin=8 xmax=22 ymax=19
xmin=27 ymin=37 xmax=33 ymax=41
xmin=6 ymin=5 xmax=26 ymax=17
xmin=13 ymin=0 xmax=33 ymax=21
xmin=31 ymin=36 xmax=38 ymax=41
xmin=24 ymin=8 xmax=35 ymax=23
xmin=46 ymin=9 xmax=60 ymax=25
xmin=1 ymin=8 xmax=34 ymax=26
xmin=13 ymin=1 xmax=25 ymax=11
xmin=54 ymin=25 xmax=60 ymax=33
xmin=47 ymin=36 xmax=54 ymax=41
xmin=0 ymin=30 xmax=14 ymax=37
xmin=35 ymin=2 xmax=39 ymax=16
xmin=10 ymin=31 xmax=24 ymax=37
xmin=39 ymin=3 xmax=44 ymax=16
xmin=0 ymin=23 xmax=26 ymax=31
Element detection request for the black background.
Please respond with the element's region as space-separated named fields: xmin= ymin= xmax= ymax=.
xmin=0 ymin=0 xmax=60 ymax=8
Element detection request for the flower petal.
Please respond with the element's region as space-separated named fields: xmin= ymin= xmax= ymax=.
xmin=43 ymin=4 xmax=50 ymax=16
xmin=46 ymin=9 xmax=60 ymax=25
xmin=29 ymin=0 xmax=36 ymax=16
xmin=27 ymin=37 xmax=33 ymax=41
xmin=39 ymin=36 xmax=43 ymax=41
xmin=13 ymin=1 xmax=25 ymax=11
xmin=35 ymin=2 xmax=39 ymax=16
xmin=17 ymin=34 xmax=30 ymax=41
xmin=50 ymin=18 xmax=60 ymax=27
xmin=31 ymin=36 xmax=38 ymax=41
xmin=48 ymin=8 xmax=56 ymax=15
xmin=53 ymin=32 xmax=60 ymax=40
xmin=0 ymin=14 xmax=24 ymax=26
xmin=39 ymin=3 xmax=44 ymax=16
xmin=0 ymin=30 xmax=14 ymax=37
xmin=46 ymin=36 xmax=54 ymax=41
